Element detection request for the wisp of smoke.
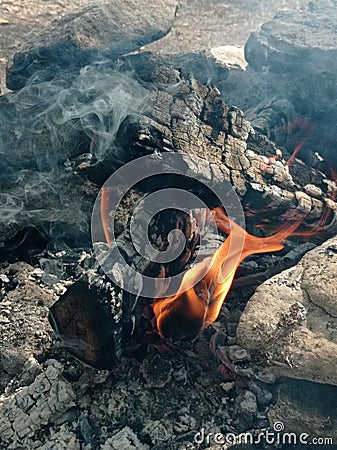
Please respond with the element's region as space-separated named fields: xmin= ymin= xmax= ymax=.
xmin=0 ymin=59 xmax=150 ymax=245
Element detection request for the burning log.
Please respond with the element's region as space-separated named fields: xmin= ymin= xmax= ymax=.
xmin=1 ymin=44 xmax=336 ymax=244
xmin=51 ymin=155 xmax=336 ymax=368
xmin=15 ymin=52 xmax=330 ymax=368
xmin=152 ymin=208 xmax=306 ymax=340
xmin=1 ymin=22 xmax=337 ymax=370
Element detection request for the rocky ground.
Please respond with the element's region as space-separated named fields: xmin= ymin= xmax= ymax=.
xmin=0 ymin=0 xmax=311 ymax=90
xmin=0 ymin=1 xmax=337 ymax=450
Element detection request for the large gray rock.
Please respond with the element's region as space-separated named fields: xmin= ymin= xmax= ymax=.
xmin=268 ymin=378 xmax=337 ymax=445
xmin=245 ymin=4 xmax=337 ymax=70
xmin=7 ymin=0 xmax=178 ymax=90
xmin=244 ymin=3 xmax=337 ymax=115
xmin=218 ymin=3 xmax=337 ymax=171
xmin=237 ymin=235 xmax=337 ymax=386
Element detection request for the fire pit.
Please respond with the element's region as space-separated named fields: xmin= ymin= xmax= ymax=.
xmin=1 ymin=1 xmax=337 ymax=449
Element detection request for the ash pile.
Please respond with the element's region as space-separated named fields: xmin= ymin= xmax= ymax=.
xmin=1 ymin=1 xmax=337 ymax=449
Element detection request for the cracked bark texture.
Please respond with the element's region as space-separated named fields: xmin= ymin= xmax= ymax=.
xmin=2 ymin=52 xmax=336 ymax=247
xmin=115 ymin=56 xmax=337 ymax=226
xmin=237 ymin=235 xmax=337 ymax=386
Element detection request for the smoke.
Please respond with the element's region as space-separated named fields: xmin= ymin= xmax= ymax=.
xmin=0 ymin=59 xmax=150 ymax=244
xmin=0 ymin=1 xmax=174 ymax=245
xmin=6 ymin=60 xmax=149 ymax=162
xmin=216 ymin=1 xmax=337 ymax=172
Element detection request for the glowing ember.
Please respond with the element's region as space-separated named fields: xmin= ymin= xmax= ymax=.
xmin=101 ymin=187 xmax=111 ymax=246
xmin=285 ymin=118 xmax=313 ymax=166
xmin=152 ymin=208 xmax=305 ymax=340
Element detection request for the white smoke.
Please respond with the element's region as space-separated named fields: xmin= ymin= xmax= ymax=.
xmin=0 ymin=59 xmax=150 ymax=243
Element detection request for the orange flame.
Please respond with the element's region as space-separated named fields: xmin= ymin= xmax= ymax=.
xmin=99 ymin=179 xmax=334 ymax=341
xmin=152 ymin=208 xmax=305 ymax=340
xmin=101 ymin=187 xmax=111 ymax=246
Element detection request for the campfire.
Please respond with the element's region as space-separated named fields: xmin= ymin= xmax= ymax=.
xmin=1 ymin=1 xmax=337 ymax=449
xmin=152 ymin=207 xmax=306 ymax=340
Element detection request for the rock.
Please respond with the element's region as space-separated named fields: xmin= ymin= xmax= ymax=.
xmin=237 ymin=235 xmax=337 ymax=386
xmin=7 ymin=0 xmax=178 ymax=90
xmin=210 ymin=46 xmax=247 ymax=71
xmin=244 ymin=4 xmax=337 ymax=168
xmin=268 ymin=378 xmax=337 ymax=444
xmin=245 ymin=5 xmax=337 ymax=83
xmin=233 ymin=390 xmax=258 ymax=432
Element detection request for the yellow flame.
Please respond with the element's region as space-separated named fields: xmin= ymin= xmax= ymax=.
xmin=152 ymin=208 xmax=304 ymax=339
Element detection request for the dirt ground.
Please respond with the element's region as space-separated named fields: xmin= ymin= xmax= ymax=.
xmin=0 ymin=0 xmax=86 ymax=61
